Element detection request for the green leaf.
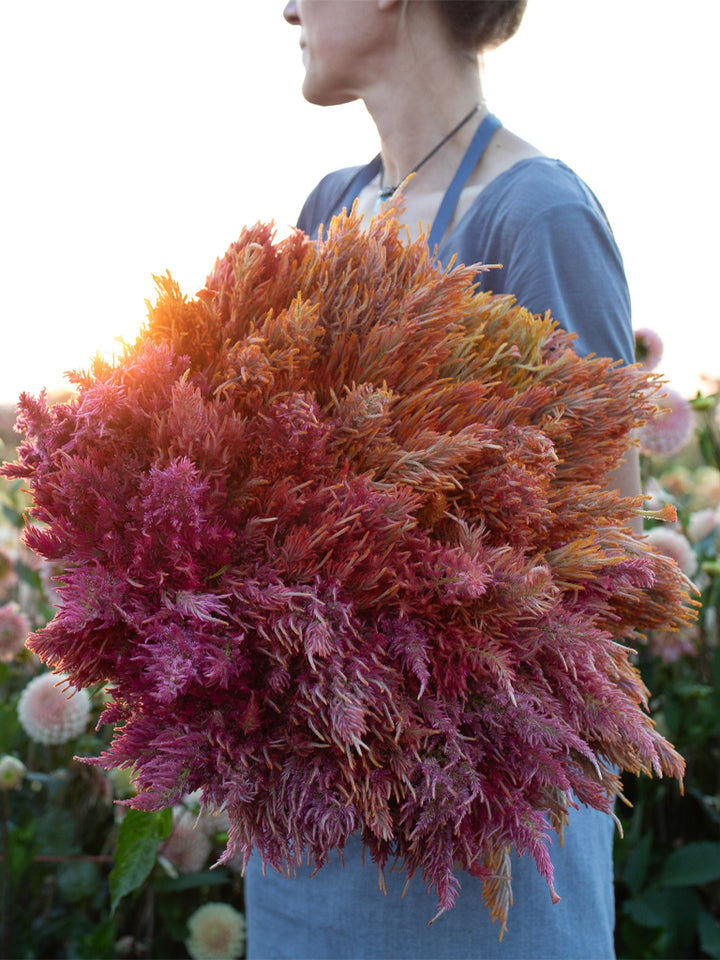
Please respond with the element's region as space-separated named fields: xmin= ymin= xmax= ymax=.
xmin=623 ymin=888 xmax=671 ymax=929
xmin=109 ymin=807 xmax=172 ymax=913
xmin=77 ymin=918 xmax=118 ymax=960
xmin=57 ymin=860 xmax=100 ymax=904
xmin=621 ymin=831 xmax=653 ymax=896
xmin=699 ymin=910 xmax=720 ymax=960
xmin=623 ymin=887 xmax=701 ymax=948
xmin=658 ymin=842 xmax=720 ymax=888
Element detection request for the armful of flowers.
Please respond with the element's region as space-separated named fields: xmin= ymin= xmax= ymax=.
xmin=1 ymin=205 xmax=697 ymax=933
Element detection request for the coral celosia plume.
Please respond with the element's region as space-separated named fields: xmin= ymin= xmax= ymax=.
xmin=2 ymin=207 xmax=696 ymax=931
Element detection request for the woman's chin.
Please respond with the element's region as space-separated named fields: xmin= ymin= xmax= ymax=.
xmin=301 ymin=74 xmax=357 ymax=108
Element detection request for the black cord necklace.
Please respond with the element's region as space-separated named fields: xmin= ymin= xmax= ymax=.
xmin=377 ymin=102 xmax=481 ymax=208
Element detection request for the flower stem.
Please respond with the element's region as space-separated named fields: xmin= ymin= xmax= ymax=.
xmin=1 ymin=791 xmax=9 ymax=960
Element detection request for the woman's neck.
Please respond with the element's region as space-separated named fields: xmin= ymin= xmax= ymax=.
xmin=360 ymin=31 xmax=484 ymax=192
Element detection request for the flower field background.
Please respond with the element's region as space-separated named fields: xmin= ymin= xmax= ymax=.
xmin=0 ymin=325 xmax=719 ymax=959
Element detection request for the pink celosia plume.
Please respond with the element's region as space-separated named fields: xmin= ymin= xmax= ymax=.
xmin=1 ymin=207 xmax=695 ymax=932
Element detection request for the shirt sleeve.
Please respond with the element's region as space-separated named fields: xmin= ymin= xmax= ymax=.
xmin=501 ymin=200 xmax=634 ymax=365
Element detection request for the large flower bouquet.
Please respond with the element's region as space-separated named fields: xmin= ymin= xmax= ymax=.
xmin=2 ymin=208 xmax=695 ymax=929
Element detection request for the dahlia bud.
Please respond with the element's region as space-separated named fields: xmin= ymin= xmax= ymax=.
xmin=0 ymin=754 xmax=26 ymax=791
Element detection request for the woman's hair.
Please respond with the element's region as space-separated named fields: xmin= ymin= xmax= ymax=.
xmin=435 ymin=0 xmax=528 ymax=51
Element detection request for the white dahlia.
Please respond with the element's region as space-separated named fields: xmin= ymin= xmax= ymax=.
xmin=17 ymin=671 xmax=91 ymax=745
xmin=185 ymin=902 xmax=246 ymax=960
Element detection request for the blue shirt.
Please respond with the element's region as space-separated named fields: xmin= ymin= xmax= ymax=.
xmin=245 ymin=153 xmax=630 ymax=959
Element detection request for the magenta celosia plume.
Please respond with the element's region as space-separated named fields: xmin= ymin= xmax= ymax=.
xmin=1 ymin=208 xmax=696 ymax=931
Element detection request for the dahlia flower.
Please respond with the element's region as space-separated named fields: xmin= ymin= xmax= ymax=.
xmin=1 ymin=207 xmax=695 ymax=930
xmin=0 ymin=754 xmax=26 ymax=791
xmin=649 ymin=626 xmax=700 ymax=664
xmin=691 ymin=466 xmax=720 ymax=509
xmin=686 ymin=507 xmax=719 ymax=545
xmin=639 ymin=387 xmax=694 ymax=457
xmin=17 ymin=671 xmax=91 ymax=745
xmin=185 ymin=902 xmax=246 ymax=960
xmin=645 ymin=526 xmax=698 ymax=579
xmin=0 ymin=547 xmax=17 ymax=591
xmin=0 ymin=601 xmax=29 ymax=662
xmin=158 ymin=806 xmax=213 ymax=874
xmin=634 ymin=327 xmax=664 ymax=371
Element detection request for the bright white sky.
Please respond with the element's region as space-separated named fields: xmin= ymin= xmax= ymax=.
xmin=0 ymin=0 xmax=717 ymax=405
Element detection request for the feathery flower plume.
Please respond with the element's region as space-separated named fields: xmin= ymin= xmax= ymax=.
xmin=1 ymin=205 xmax=695 ymax=932
xmin=0 ymin=601 xmax=29 ymax=662
xmin=185 ymin=902 xmax=246 ymax=960
xmin=639 ymin=388 xmax=694 ymax=457
xmin=17 ymin=671 xmax=91 ymax=745
xmin=634 ymin=327 xmax=664 ymax=371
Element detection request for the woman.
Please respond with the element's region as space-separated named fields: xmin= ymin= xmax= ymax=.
xmin=244 ymin=2 xmax=636 ymax=956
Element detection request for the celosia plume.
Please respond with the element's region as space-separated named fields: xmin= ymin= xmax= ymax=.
xmin=1 ymin=207 xmax=696 ymax=932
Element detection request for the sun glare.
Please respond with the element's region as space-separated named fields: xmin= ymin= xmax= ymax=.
xmin=0 ymin=1 xmax=717 ymax=406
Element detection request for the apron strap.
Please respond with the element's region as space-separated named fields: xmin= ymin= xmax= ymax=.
xmin=336 ymin=156 xmax=382 ymax=219
xmin=331 ymin=113 xmax=502 ymax=252
xmin=427 ymin=112 xmax=502 ymax=252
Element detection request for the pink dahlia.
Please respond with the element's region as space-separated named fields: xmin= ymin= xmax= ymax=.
xmin=691 ymin=466 xmax=720 ymax=510
xmin=645 ymin=526 xmax=698 ymax=579
xmin=39 ymin=559 xmax=64 ymax=607
xmin=1 ymin=207 xmax=694 ymax=931
xmin=185 ymin=902 xmax=246 ymax=960
xmin=649 ymin=626 xmax=700 ymax=664
xmin=634 ymin=327 xmax=664 ymax=371
xmin=686 ymin=507 xmax=719 ymax=545
xmin=0 ymin=601 xmax=29 ymax=662
xmin=640 ymin=388 xmax=694 ymax=457
xmin=158 ymin=806 xmax=213 ymax=875
xmin=0 ymin=547 xmax=17 ymax=591
xmin=17 ymin=671 xmax=91 ymax=745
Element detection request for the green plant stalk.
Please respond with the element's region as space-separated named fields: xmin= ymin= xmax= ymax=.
xmin=1 ymin=791 xmax=9 ymax=960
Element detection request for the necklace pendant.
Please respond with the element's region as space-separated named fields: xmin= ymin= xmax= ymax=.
xmin=374 ymin=187 xmax=395 ymax=216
